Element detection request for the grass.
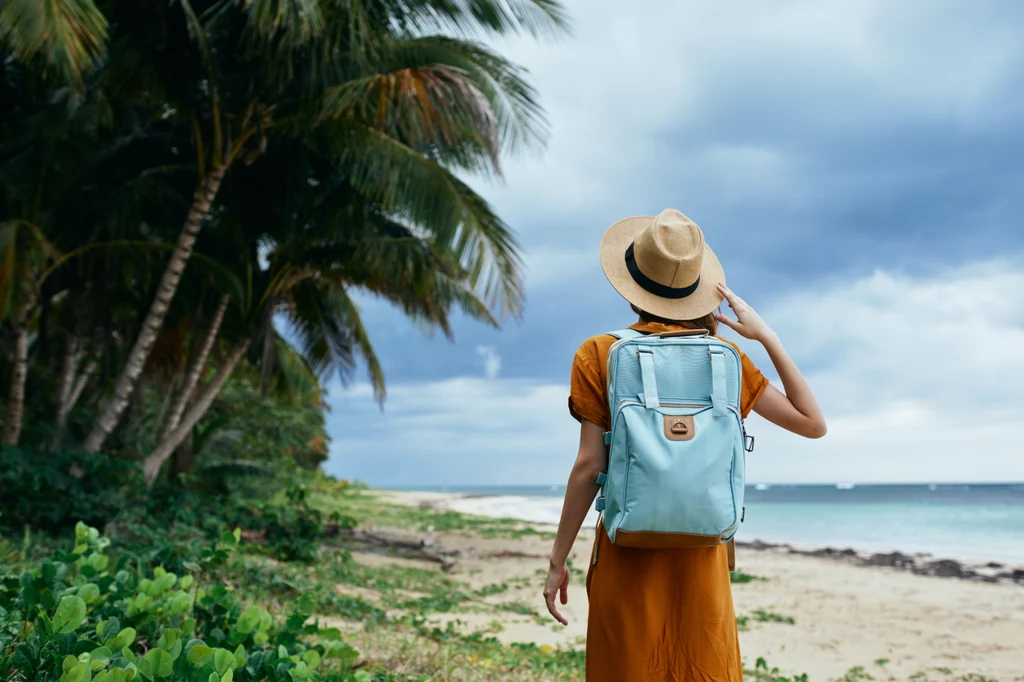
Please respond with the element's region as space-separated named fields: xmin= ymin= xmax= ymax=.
xmin=204 ymin=487 xmax=1010 ymax=682
xmin=313 ymin=489 xmax=556 ymax=541
xmin=731 ymin=569 xmax=769 ymax=584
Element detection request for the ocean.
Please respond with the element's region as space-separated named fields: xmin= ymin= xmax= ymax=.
xmin=392 ymin=483 xmax=1024 ymax=565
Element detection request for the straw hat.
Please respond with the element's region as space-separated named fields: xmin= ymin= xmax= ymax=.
xmin=600 ymin=209 xmax=724 ymax=320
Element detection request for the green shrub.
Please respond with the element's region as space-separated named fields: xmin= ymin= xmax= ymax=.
xmin=0 ymin=522 xmax=372 ymax=681
xmin=0 ymin=448 xmax=145 ymax=534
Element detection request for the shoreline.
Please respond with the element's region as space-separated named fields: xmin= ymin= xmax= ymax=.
xmin=382 ymin=489 xmax=1024 ymax=586
xmin=357 ymin=488 xmax=1024 ymax=680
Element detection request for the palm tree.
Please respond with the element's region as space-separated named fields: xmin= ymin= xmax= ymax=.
xmin=81 ymin=0 xmax=566 ymax=453
xmin=139 ymin=127 xmax=516 ymax=481
xmin=0 ymin=221 xmax=56 ymax=445
xmin=2 ymin=0 xmax=568 ymax=462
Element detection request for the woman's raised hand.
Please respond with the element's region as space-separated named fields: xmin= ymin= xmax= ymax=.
xmin=713 ymin=283 xmax=774 ymax=343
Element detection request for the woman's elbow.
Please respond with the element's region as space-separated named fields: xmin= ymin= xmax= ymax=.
xmin=573 ymin=454 xmax=605 ymax=480
xmin=803 ymin=419 xmax=828 ymax=439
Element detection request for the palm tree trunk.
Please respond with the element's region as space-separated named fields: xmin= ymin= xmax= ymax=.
xmin=161 ymin=293 xmax=230 ymax=440
xmin=56 ymin=335 xmax=82 ymax=418
xmin=141 ymin=337 xmax=250 ymax=485
xmin=62 ymin=360 xmax=97 ymax=429
xmin=84 ymin=167 xmax=227 ymax=453
xmin=2 ymin=325 xmax=29 ymax=447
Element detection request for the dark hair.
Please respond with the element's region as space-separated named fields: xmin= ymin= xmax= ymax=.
xmin=631 ymin=304 xmax=719 ymax=335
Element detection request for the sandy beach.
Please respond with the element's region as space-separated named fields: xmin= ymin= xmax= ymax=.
xmin=353 ymin=490 xmax=1024 ymax=681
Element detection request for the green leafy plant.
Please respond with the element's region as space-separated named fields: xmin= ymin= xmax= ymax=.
xmin=0 ymin=522 xmax=371 ymax=681
xmin=745 ymin=657 xmax=810 ymax=682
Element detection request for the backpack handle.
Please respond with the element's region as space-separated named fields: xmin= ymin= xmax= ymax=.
xmin=651 ymin=328 xmax=710 ymax=338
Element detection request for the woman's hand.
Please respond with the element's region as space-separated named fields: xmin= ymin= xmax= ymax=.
xmin=542 ymin=561 xmax=570 ymax=625
xmin=714 ymin=283 xmax=774 ymax=343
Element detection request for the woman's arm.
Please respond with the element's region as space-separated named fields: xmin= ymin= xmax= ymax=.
xmin=543 ymin=420 xmax=606 ymax=625
xmin=713 ymin=282 xmax=827 ymax=439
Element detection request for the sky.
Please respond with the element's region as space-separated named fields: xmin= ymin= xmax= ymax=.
xmin=321 ymin=0 xmax=1024 ymax=486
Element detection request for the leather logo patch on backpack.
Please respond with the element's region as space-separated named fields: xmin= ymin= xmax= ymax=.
xmin=664 ymin=415 xmax=695 ymax=441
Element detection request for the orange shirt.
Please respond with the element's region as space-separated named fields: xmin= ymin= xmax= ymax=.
xmin=568 ymin=321 xmax=769 ymax=682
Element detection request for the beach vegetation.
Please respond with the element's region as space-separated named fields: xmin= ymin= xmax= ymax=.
xmin=731 ymin=570 xmax=769 ymax=584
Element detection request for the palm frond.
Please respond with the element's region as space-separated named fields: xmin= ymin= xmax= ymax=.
xmin=0 ymin=220 xmax=58 ymax=319
xmin=378 ymin=0 xmax=569 ymax=39
xmin=321 ymin=62 xmax=501 ymax=173
xmin=329 ymin=127 xmax=523 ymax=319
xmin=269 ymin=336 xmax=324 ymax=407
xmin=283 ymin=279 xmax=385 ymax=402
xmin=325 ymin=35 xmax=547 ymax=157
xmin=39 ymin=240 xmax=247 ymax=311
xmin=242 ymin=0 xmax=325 ymax=48
xmin=287 ymin=214 xmax=498 ymax=332
xmin=0 ymin=0 xmax=109 ymax=83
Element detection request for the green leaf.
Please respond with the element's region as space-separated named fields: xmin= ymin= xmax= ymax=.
xmin=150 ymin=572 xmax=176 ymax=595
xmin=179 ymin=575 xmax=194 ymax=591
xmin=212 ymin=648 xmax=235 ymax=675
xmin=93 ymin=672 xmax=112 ymax=682
xmin=207 ymin=674 xmax=218 ymax=682
xmin=105 ymin=627 xmax=136 ymax=651
xmin=252 ymin=631 xmax=268 ymax=646
xmin=296 ymin=592 xmax=316 ymax=617
xmin=319 ymin=627 xmax=341 ymax=641
xmin=181 ymin=618 xmax=196 ymax=636
xmin=63 ymin=655 xmax=79 ymax=673
xmin=121 ymin=646 xmax=136 ymax=664
xmin=54 ymin=596 xmax=88 ymax=634
xmin=234 ymin=606 xmax=262 ymax=635
xmin=97 ymin=618 xmax=120 ymax=641
xmin=286 ymin=661 xmax=310 ymax=680
xmin=78 ymin=583 xmax=101 ymax=604
xmin=187 ymin=645 xmax=214 ymax=667
xmin=219 ymin=531 xmax=237 ymax=547
xmin=168 ymin=591 xmax=193 ymax=616
xmin=88 ymin=647 xmax=112 ymax=670
xmin=220 ymin=670 xmax=233 ymax=682
xmin=156 ymin=629 xmax=179 ymax=652
xmin=301 ymin=649 xmax=321 ymax=669
xmin=63 ymin=662 xmax=92 ymax=682
xmin=138 ymin=648 xmax=173 ymax=678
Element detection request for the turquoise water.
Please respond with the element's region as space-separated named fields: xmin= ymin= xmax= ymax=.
xmin=395 ymin=483 xmax=1024 ymax=565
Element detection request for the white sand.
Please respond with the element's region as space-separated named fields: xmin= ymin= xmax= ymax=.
xmin=376 ymin=490 xmax=1024 ymax=681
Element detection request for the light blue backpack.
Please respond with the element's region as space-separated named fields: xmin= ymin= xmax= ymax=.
xmin=595 ymin=328 xmax=753 ymax=549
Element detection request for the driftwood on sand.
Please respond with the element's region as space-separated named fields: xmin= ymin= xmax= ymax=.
xmin=332 ymin=527 xmax=461 ymax=571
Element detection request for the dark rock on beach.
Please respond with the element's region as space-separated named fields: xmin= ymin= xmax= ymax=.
xmin=736 ymin=540 xmax=1024 ymax=586
xmin=861 ymin=552 xmax=917 ymax=569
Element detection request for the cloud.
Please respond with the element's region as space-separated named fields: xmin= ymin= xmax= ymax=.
xmin=735 ymin=258 xmax=1024 ymax=483
xmin=475 ymin=346 xmax=502 ymax=379
xmin=324 ymin=378 xmax=577 ymax=486
xmin=321 ymin=2 xmax=1024 ymax=486
xmin=326 ymin=259 xmax=1024 ymax=486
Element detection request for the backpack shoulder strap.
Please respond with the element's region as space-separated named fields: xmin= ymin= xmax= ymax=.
xmin=606 ymin=328 xmax=644 ymax=340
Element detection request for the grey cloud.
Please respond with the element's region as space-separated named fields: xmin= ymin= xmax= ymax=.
xmin=322 ymin=1 xmax=1024 ymax=478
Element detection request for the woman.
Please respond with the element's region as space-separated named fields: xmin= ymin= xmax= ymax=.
xmin=544 ymin=209 xmax=826 ymax=681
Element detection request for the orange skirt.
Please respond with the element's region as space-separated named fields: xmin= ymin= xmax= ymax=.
xmin=585 ymin=527 xmax=743 ymax=681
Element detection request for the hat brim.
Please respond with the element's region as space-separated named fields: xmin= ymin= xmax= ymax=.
xmin=599 ymin=216 xmax=725 ymax=321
